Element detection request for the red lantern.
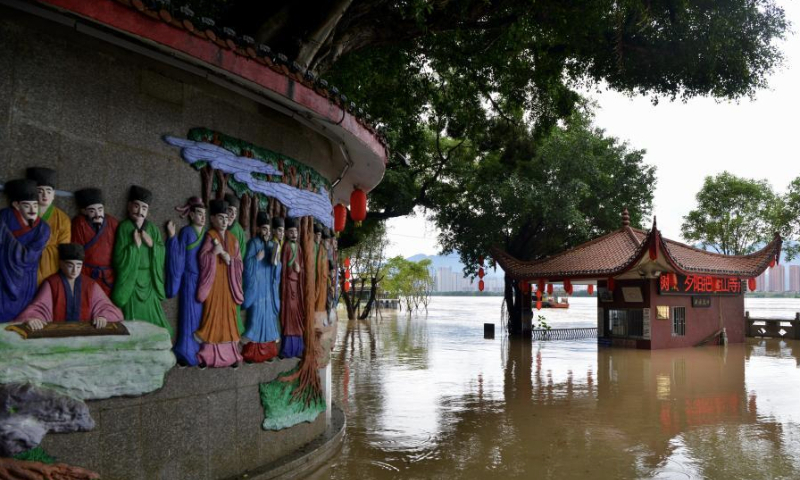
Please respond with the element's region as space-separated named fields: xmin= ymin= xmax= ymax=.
xmin=538 ymin=279 xmax=545 ymax=293
xmin=588 ymin=285 xmax=594 ymax=295
xmin=344 ymin=257 xmax=351 ymax=268
xmin=546 ymin=283 xmax=553 ymax=295
xmin=344 ymin=269 xmax=351 ymax=280
xmin=748 ymin=278 xmax=756 ymax=291
xmin=349 ymin=188 xmax=367 ymax=226
xmin=536 ymin=300 xmax=542 ymax=310
xmin=333 ymin=204 xmax=347 ymax=233
xmin=478 ymin=267 xmax=485 ymax=278
xmin=478 ymin=280 xmax=485 ymax=292
xmin=607 ymin=277 xmax=615 ymax=291
xmin=536 ymin=289 xmax=542 ymax=300
xmin=770 ymin=257 xmax=776 ymax=268
xmin=344 ymin=280 xmax=351 ymax=292
xmin=564 ymin=279 xmax=573 ymax=296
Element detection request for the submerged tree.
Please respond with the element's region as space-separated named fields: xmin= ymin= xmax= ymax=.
xmin=338 ymin=222 xmax=390 ymax=320
xmin=681 ymin=172 xmax=783 ymax=256
xmin=382 ymin=257 xmax=435 ymax=313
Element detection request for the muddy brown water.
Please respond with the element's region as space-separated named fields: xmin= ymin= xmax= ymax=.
xmin=313 ymin=297 xmax=800 ymax=479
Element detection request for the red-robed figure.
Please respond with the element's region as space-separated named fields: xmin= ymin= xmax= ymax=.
xmin=280 ymin=217 xmax=305 ymax=358
xmin=71 ymin=188 xmax=119 ymax=296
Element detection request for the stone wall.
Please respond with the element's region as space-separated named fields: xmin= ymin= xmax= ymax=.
xmin=1 ymin=7 xmax=337 ymax=479
xmin=40 ymin=358 xmax=326 ymax=480
xmin=0 ymin=6 xmax=344 ymax=329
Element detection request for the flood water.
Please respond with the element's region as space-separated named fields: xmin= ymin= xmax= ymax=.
xmin=314 ymin=297 xmax=800 ymax=479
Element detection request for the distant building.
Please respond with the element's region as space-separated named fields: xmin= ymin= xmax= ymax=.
xmin=768 ymin=265 xmax=785 ymax=292
xmin=789 ymin=266 xmax=800 ymax=293
xmin=755 ymin=270 xmax=767 ymax=292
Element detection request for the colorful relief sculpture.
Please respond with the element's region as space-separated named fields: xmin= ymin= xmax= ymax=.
xmin=224 ymin=193 xmax=246 ymax=334
xmin=16 ymin=244 xmax=123 ymax=328
xmin=26 ymin=168 xmax=71 ymax=285
xmin=313 ymin=222 xmax=330 ymax=313
xmin=325 ymin=227 xmax=338 ymax=313
xmin=242 ymin=212 xmax=282 ymax=363
xmin=166 ymin=197 xmax=207 ymax=367
xmin=196 ymin=199 xmax=244 ymax=368
xmin=71 ymin=188 xmax=119 ymax=296
xmin=111 ymin=186 xmax=170 ymax=335
xmin=0 ymin=179 xmax=51 ymax=322
xmin=280 ymin=217 xmax=305 ymax=359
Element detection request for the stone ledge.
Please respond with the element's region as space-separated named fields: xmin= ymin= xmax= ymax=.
xmin=227 ymin=403 xmax=345 ymax=480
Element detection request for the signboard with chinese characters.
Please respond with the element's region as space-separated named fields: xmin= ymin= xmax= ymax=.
xmin=692 ymin=296 xmax=712 ymax=308
xmin=658 ymin=274 xmax=743 ymax=296
xmin=642 ymin=308 xmax=651 ymax=339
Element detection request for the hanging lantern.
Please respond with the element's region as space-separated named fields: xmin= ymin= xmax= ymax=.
xmin=588 ymin=285 xmax=594 ymax=295
xmin=607 ymin=277 xmax=615 ymax=291
xmin=349 ymin=188 xmax=367 ymax=226
xmin=478 ymin=280 xmax=485 ymax=292
xmin=770 ymin=256 xmax=776 ymax=268
xmin=538 ymin=279 xmax=545 ymax=293
xmin=546 ymin=283 xmax=554 ymax=295
xmin=333 ymin=204 xmax=347 ymax=233
xmin=536 ymin=289 xmax=542 ymax=300
xmin=344 ymin=257 xmax=351 ymax=268
xmin=478 ymin=267 xmax=485 ymax=278
xmin=344 ymin=280 xmax=351 ymax=292
xmin=344 ymin=269 xmax=351 ymax=280
xmin=536 ymin=300 xmax=542 ymax=310
xmin=564 ymin=279 xmax=573 ymax=296
xmin=748 ymin=278 xmax=756 ymax=291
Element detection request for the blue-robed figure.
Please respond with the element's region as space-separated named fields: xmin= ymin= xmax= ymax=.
xmin=0 ymin=179 xmax=51 ymax=322
xmin=241 ymin=212 xmax=282 ymax=363
xmin=165 ymin=197 xmax=207 ymax=366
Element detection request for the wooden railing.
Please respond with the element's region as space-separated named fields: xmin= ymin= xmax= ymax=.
xmin=532 ymin=327 xmax=597 ymax=340
xmin=745 ymin=311 xmax=800 ymax=339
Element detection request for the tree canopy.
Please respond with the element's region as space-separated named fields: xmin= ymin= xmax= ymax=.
xmin=681 ymin=172 xmax=782 ymax=256
xmin=187 ymin=0 xmax=787 ymax=243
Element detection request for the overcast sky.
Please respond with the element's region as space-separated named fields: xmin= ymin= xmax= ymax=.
xmin=385 ymin=0 xmax=800 ymax=259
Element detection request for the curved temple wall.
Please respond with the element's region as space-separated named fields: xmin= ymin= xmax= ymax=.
xmin=0 ymin=5 xmax=345 ymax=478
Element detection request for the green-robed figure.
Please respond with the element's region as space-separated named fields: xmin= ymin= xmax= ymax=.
xmin=112 ymin=185 xmax=171 ymax=335
xmin=224 ymin=193 xmax=247 ymax=334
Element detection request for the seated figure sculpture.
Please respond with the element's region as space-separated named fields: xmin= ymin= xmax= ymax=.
xmin=16 ymin=243 xmax=123 ymax=329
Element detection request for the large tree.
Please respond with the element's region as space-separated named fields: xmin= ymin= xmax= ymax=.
xmin=428 ymin=110 xmax=656 ymax=332
xmin=681 ymin=172 xmax=782 ymax=256
xmin=186 ymin=0 xmax=786 ymax=244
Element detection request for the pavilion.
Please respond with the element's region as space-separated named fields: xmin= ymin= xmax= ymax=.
xmin=492 ymin=209 xmax=781 ymax=349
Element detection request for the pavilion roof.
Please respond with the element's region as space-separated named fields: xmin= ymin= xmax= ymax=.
xmin=491 ymin=221 xmax=782 ymax=281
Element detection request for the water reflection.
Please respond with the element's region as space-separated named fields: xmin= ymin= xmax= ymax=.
xmin=317 ymin=297 xmax=800 ymax=480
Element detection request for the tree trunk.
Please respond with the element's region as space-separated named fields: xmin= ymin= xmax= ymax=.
xmin=358 ymin=277 xmax=378 ymax=320
xmin=505 ymin=275 xmax=521 ymax=335
xmin=341 ymin=271 xmax=357 ymax=320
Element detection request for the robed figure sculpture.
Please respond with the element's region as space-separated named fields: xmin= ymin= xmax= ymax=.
xmin=112 ymin=185 xmax=170 ymax=334
xmin=71 ymin=188 xmax=119 ymax=296
xmin=0 ymin=179 xmax=51 ymax=322
xmin=195 ymin=200 xmax=244 ymax=368
xmin=166 ymin=197 xmax=207 ymax=367
xmin=280 ymin=217 xmax=305 ymax=358
xmin=241 ymin=212 xmax=282 ymax=363
xmin=17 ymin=243 xmax=123 ymax=328
xmin=26 ymin=167 xmax=70 ymax=285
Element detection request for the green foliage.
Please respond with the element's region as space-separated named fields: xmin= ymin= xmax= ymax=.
xmin=681 ymin=172 xmax=782 ymax=256
xmin=428 ymin=109 xmax=655 ymax=274
xmin=259 ymin=368 xmax=325 ymax=431
xmin=781 ymin=177 xmax=800 ymax=260
xmin=13 ymin=446 xmax=55 ymax=464
xmin=382 ymin=256 xmax=435 ymax=311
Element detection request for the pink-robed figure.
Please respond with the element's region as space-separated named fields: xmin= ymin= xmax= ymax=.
xmin=195 ymin=199 xmax=245 ymax=368
xmin=16 ymin=243 xmax=123 ymax=328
